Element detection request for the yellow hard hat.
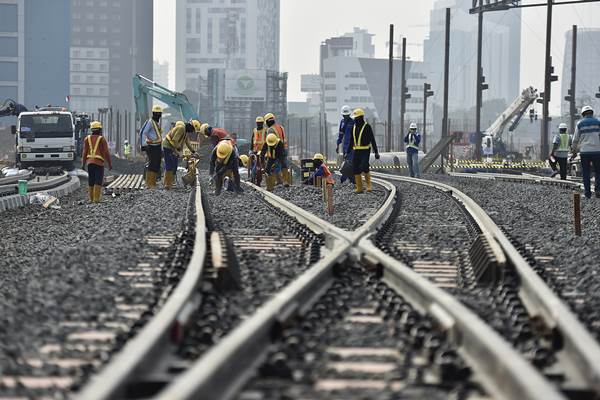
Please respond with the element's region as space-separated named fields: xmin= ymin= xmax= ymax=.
xmin=216 ymin=141 xmax=233 ymax=159
xmin=239 ymin=154 xmax=249 ymax=167
xmin=191 ymin=119 xmax=202 ymax=133
xmin=200 ymin=123 xmax=210 ymax=136
xmin=264 ymin=113 xmax=275 ymax=122
xmin=255 ymin=116 xmax=265 ymax=123
xmin=90 ymin=120 xmax=102 ymax=130
xmin=175 ymin=120 xmax=185 ymax=128
xmin=313 ymin=153 xmax=325 ymax=161
xmin=352 ymin=108 xmax=365 ymax=119
xmin=266 ymin=133 xmax=279 ymax=146
xmin=152 ymin=105 xmax=163 ymax=113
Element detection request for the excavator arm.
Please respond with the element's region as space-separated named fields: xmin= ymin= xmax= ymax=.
xmin=132 ymin=74 xmax=198 ymax=122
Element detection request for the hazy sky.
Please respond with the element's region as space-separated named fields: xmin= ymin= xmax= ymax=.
xmin=154 ymin=0 xmax=600 ymax=113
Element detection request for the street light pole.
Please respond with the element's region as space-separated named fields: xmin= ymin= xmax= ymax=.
xmin=400 ymin=37 xmax=407 ymax=151
xmin=387 ymin=24 xmax=394 ymax=152
xmin=475 ymin=0 xmax=484 ymax=161
xmin=540 ymin=0 xmax=554 ymax=158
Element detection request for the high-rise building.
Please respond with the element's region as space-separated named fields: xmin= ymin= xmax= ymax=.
xmin=424 ymin=0 xmax=521 ymax=113
xmin=69 ymin=0 xmax=153 ymax=114
xmin=0 ymin=0 xmax=70 ymax=108
xmin=561 ymin=28 xmax=600 ymax=118
xmin=175 ymin=0 xmax=280 ymax=93
xmin=153 ymin=60 xmax=169 ymax=88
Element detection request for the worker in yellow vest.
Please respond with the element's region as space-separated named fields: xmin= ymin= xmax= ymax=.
xmin=351 ymin=108 xmax=379 ymax=193
xmin=250 ymin=116 xmax=266 ymax=186
xmin=122 ymin=140 xmax=131 ymax=160
xmin=162 ymin=119 xmax=202 ymax=189
xmin=139 ymin=105 xmax=163 ymax=188
xmin=264 ymin=113 xmax=290 ymax=186
xmin=260 ymin=133 xmax=286 ymax=192
xmin=81 ymin=121 xmax=112 ymax=203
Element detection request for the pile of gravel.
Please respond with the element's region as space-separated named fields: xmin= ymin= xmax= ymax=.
xmin=425 ymin=174 xmax=600 ymax=342
xmin=271 ymin=181 xmax=388 ymax=230
xmin=0 ymin=185 xmax=191 ymax=398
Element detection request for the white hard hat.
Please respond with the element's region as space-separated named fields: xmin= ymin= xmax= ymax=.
xmin=582 ymin=105 xmax=594 ymax=116
xmin=341 ymin=105 xmax=351 ymax=116
xmin=558 ymin=123 xmax=568 ymax=130
xmin=124 ymin=139 xmax=129 ymax=144
xmin=409 ymin=122 xmax=417 ymax=130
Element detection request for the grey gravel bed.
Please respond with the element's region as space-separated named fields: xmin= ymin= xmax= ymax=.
xmin=0 ymin=185 xmax=191 ymax=397
xmin=236 ymin=264 xmax=482 ymax=400
xmin=271 ymin=181 xmax=387 ymax=230
xmin=177 ymin=177 xmax=323 ymax=361
xmin=425 ymin=173 xmax=600 ymax=342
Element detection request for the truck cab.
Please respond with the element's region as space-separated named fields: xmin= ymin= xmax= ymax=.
xmin=15 ymin=110 xmax=76 ymax=170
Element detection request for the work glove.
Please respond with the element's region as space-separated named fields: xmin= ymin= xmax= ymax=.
xmin=375 ymin=153 xmax=380 ymax=160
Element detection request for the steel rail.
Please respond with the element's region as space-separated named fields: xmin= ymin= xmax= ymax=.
xmin=373 ymin=172 xmax=600 ymax=394
xmin=448 ymin=171 xmax=584 ymax=190
xmin=0 ymin=169 xmax=33 ymax=185
xmin=156 ymin=178 xmax=560 ymax=400
xmin=0 ymin=171 xmax=70 ymax=196
xmin=76 ymin=177 xmax=207 ymax=400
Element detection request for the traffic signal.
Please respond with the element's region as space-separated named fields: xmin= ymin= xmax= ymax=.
xmin=565 ymin=89 xmax=574 ymax=102
xmin=424 ymin=83 xmax=434 ymax=98
xmin=549 ymin=65 xmax=558 ymax=82
xmin=480 ymin=75 xmax=489 ymax=91
xmin=404 ymin=84 xmax=411 ymax=100
xmin=537 ymin=92 xmax=545 ymax=104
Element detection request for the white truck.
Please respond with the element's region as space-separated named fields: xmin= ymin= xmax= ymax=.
xmin=12 ymin=109 xmax=76 ymax=170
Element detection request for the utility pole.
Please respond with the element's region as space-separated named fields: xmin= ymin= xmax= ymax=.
xmin=387 ymin=24 xmax=394 ymax=152
xmin=475 ymin=0 xmax=484 ymax=161
xmin=423 ymin=82 xmax=434 ymax=153
xmin=565 ymin=25 xmax=577 ymax=135
xmin=441 ymin=7 xmax=451 ymax=171
xmin=400 ymin=37 xmax=407 ymax=151
xmin=540 ymin=0 xmax=554 ymax=158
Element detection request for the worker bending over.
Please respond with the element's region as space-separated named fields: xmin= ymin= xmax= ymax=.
xmin=200 ymin=123 xmax=234 ymax=146
xmin=551 ymin=123 xmax=572 ymax=180
xmin=139 ymin=105 xmax=163 ymax=188
xmin=351 ymin=108 xmax=380 ymax=193
xmin=261 ymin=133 xmax=286 ymax=191
xmin=162 ymin=119 xmax=202 ymax=189
xmin=336 ymin=105 xmax=354 ymax=184
xmin=82 ymin=121 xmax=112 ymax=203
xmin=265 ymin=113 xmax=291 ymax=186
xmin=209 ymin=140 xmax=243 ymax=195
xmin=404 ymin=122 xmax=421 ymax=178
xmin=571 ymin=105 xmax=600 ymax=198
xmin=304 ymin=153 xmax=334 ymax=185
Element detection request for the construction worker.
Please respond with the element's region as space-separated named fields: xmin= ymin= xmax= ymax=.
xmin=571 ymin=105 xmax=600 ymax=198
xmin=304 ymin=153 xmax=334 ymax=185
xmin=261 ymin=133 xmax=286 ymax=191
xmin=239 ymin=154 xmax=249 ymax=169
xmin=404 ymin=122 xmax=421 ymax=178
xmin=162 ymin=119 xmax=202 ymax=189
xmin=264 ymin=113 xmax=291 ymax=186
xmin=209 ymin=140 xmax=243 ymax=195
xmin=200 ymin=123 xmax=234 ymax=146
xmin=81 ymin=121 xmax=112 ymax=203
xmin=551 ymin=123 xmax=572 ymax=180
xmin=139 ymin=105 xmax=163 ymax=188
xmin=249 ymin=116 xmax=266 ymax=186
xmin=336 ymin=105 xmax=354 ymax=184
xmin=351 ymin=108 xmax=379 ymax=193
xmin=123 ymin=140 xmax=131 ymax=160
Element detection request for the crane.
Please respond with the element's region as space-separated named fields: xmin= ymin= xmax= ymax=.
xmin=132 ymin=74 xmax=198 ymax=122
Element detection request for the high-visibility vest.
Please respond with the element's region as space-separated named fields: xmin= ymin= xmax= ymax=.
xmin=86 ymin=135 xmax=105 ymax=161
xmin=353 ymin=123 xmax=371 ymax=150
xmin=165 ymin=126 xmax=186 ymax=150
xmin=146 ymin=120 xmax=162 ymax=145
xmin=407 ymin=133 xmax=419 ymax=150
xmin=253 ymin=128 xmax=266 ymax=152
xmin=266 ymin=145 xmax=277 ymax=159
xmin=558 ymin=133 xmax=570 ymax=152
xmin=269 ymin=124 xmax=287 ymax=149
xmin=123 ymin=143 xmax=131 ymax=156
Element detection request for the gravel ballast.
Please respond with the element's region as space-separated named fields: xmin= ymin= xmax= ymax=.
xmin=0 ymin=184 xmax=191 ymax=398
xmin=271 ymin=180 xmax=388 ymax=230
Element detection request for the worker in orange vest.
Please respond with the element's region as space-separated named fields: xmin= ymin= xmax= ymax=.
xmin=250 ymin=116 xmax=266 ymax=186
xmin=304 ymin=153 xmax=334 ymax=185
xmin=81 ymin=121 xmax=112 ymax=203
xmin=264 ymin=113 xmax=291 ymax=186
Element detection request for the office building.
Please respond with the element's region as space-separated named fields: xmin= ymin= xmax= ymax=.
xmin=153 ymin=60 xmax=169 ymax=88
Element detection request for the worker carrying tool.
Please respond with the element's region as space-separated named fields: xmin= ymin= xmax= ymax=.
xmin=123 ymin=140 xmax=131 ymax=160
xmin=162 ymin=119 xmax=202 ymax=189
xmin=404 ymin=122 xmax=421 ymax=178
xmin=571 ymin=105 xmax=600 ymax=198
xmin=336 ymin=105 xmax=355 ymax=184
xmin=139 ymin=105 xmax=163 ymax=188
xmin=82 ymin=121 xmax=112 ymax=203
xmin=264 ymin=113 xmax=291 ymax=186
xmin=304 ymin=153 xmax=334 ymax=185
xmin=551 ymin=122 xmax=572 ymax=180
xmin=351 ymin=108 xmax=379 ymax=193
xmin=209 ymin=140 xmax=243 ymax=195
xmin=260 ymin=133 xmax=286 ymax=191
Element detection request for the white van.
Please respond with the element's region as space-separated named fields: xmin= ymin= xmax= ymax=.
xmin=14 ymin=110 xmax=76 ymax=169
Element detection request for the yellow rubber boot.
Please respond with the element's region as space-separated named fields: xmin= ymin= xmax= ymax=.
xmin=283 ymin=168 xmax=291 ymax=187
xmin=146 ymin=171 xmax=156 ymax=188
xmin=354 ymin=174 xmax=363 ymax=194
xmin=266 ymin=174 xmax=275 ymax=191
xmin=364 ymin=172 xmax=372 ymax=192
xmin=94 ymin=185 xmax=102 ymax=203
xmin=88 ymin=186 xmax=94 ymax=202
xmin=164 ymin=171 xmax=174 ymax=189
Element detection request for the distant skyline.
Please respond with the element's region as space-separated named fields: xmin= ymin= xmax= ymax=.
xmin=154 ymin=0 xmax=600 ymax=114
